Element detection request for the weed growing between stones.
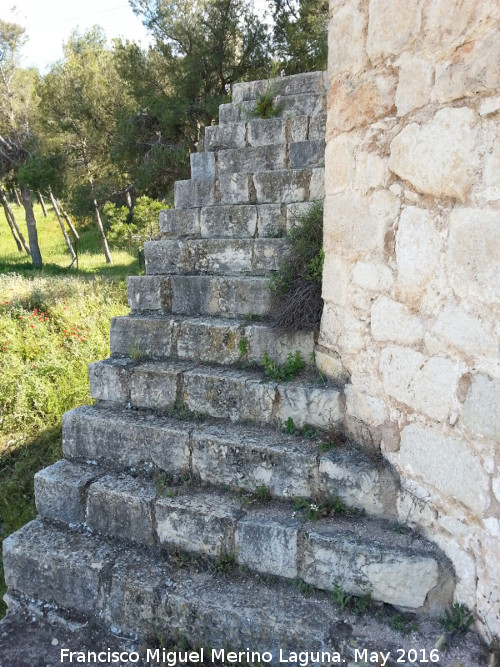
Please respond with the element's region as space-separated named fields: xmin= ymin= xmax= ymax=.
xmin=269 ymin=201 xmax=324 ymax=332
xmin=262 ymin=350 xmax=305 ymax=381
xmin=247 ymin=85 xmax=284 ymax=119
xmin=390 ymin=613 xmax=419 ymax=635
xmin=254 ymin=482 xmax=272 ymax=501
xmin=238 ymin=337 xmax=248 ymax=356
xmin=294 ymin=577 xmax=315 ymax=597
xmin=441 ymin=603 xmax=475 ymax=633
xmin=330 ymin=581 xmax=372 ymax=615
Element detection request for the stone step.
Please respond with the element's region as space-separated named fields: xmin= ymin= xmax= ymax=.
xmin=144 ymin=238 xmax=286 ymax=276
xmin=89 ymin=358 xmax=344 ymax=433
xmin=173 ymin=167 xmax=324 ymax=208
xmin=204 ymin=113 xmax=326 ymax=151
xmin=35 ymin=461 xmax=454 ymax=615
xmin=159 ymin=202 xmax=313 ymax=239
xmin=62 ymin=404 xmax=398 ymax=519
xmin=232 ymin=71 xmax=328 ymax=103
xmin=190 ymin=140 xmax=324 ymax=181
xmin=108 ymin=315 xmax=314 ymax=366
xmin=5 ymin=520 xmax=484 ymax=664
xmin=219 ymin=93 xmax=326 ymax=124
xmin=127 ymin=275 xmax=272 ymax=317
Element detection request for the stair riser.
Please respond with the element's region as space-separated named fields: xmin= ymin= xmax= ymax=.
xmin=127 ymin=275 xmax=272 ymax=317
xmin=144 ymin=239 xmax=286 ymax=276
xmin=108 ymin=317 xmax=314 ymax=367
xmin=61 ymin=406 xmax=398 ymax=519
xmin=232 ymin=71 xmax=327 ymax=103
xmin=174 ymin=168 xmax=324 ymax=209
xmin=204 ymin=114 xmax=326 ymax=151
xmin=159 ymin=202 xmax=314 ymax=239
xmin=219 ymin=93 xmax=326 ymax=124
xmin=34 ymin=464 xmax=452 ymax=614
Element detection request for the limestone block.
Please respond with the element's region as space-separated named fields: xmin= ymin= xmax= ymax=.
xmin=328 ymin=4 xmax=367 ymax=79
xmin=324 ymin=134 xmax=356 ymax=195
xmin=174 ymin=179 xmax=215 ymax=209
xmin=395 ymin=57 xmax=433 ymax=116
xmin=170 ymin=275 xmax=212 ymax=315
xmin=493 ymin=477 xmax=500 ymax=504
xmin=130 ymin=361 xmax=187 ymax=410
xmin=286 ymin=202 xmax=314 ymax=233
xmin=127 ymin=276 xmax=171 ymax=313
xmin=422 ymin=0 xmax=499 ymax=53
xmin=432 ymin=304 xmax=497 ymax=358
xmin=34 ymin=460 xmax=98 ymax=526
xmin=218 ymin=103 xmax=241 ymax=124
xmin=395 ymin=207 xmax=442 ymax=306
xmin=289 ymin=140 xmax=325 ymax=170
xmin=218 ymin=173 xmax=250 ymax=205
xmin=110 ymin=315 xmax=179 ymax=359
xmin=235 ymin=514 xmax=300 ymax=578
xmin=257 ymin=203 xmax=285 ymax=237
xmin=208 ymin=276 xmax=272 ymax=317
xmin=144 ymin=239 xmax=187 ymax=275
xmin=254 ymin=169 xmax=311 ymax=204
xmin=315 ymin=349 xmax=346 ymax=381
xmin=324 ymin=192 xmax=387 ymax=259
xmin=156 ymin=491 xmax=241 ymax=556
xmin=309 ymin=168 xmax=325 ymax=200
xmin=88 ymin=358 xmax=132 ymax=403
xmin=322 ymin=255 xmax=350 ymax=306
xmin=354 ymin=152 xmax=390 ymax=193
xmin=190 ymin=151 xmax=215 ymax=180
xmin=366 ymin=0 xmax=423 ymax=60
xmin=345 ymin=384 xmax=387 ymax=427
xmin=233 ymin=72 xmax=324 ymax=102
xmin=434 ymin=29 xmax=500 ymax=104
xmin=480 ymin=96 xmax=500 ymax=117
xmin=483 ymin=134 xmax=500 ymax=201
xmin=218 ymin=145 xmax=286 ymax=175
xmin=399 ymin=423 xmax=490 ymax=513
xmin=328 ymin=71 xmax=397 ymax=134
xmin=379 ymin=345 xmax=462 ymax=422
xmin=278 ymin=384 xmax=342 ymax=429
xmin=247 ymin=118 xmax=286 ymax=146
xmin=252 ymin=238 xmax=285 ymax=272
xmin=389 ymin=108 xmax=478 ymax=200
xmin=308 ymin=113 xmax=327 ymax=141
xmin=200 ymin=205 xmax=257 ymax=238
xmin=244 ymin=324 xmax=314 ymax=366
xmin=446 ymin=207 xmax=500 ymax=304
xmin=352 ymin=261 xmax=394 ymax=292
xmin=371 ymin=296 xmax=424 ymax=345
xmin=159 ymin=209 xmax=200 ymax=237
xmin=205 ymin=123 xmax=245 ymax=151
xmin=86 ymin=474 xmax=156 ymax=545
xmin=462 ymin=373 xmax=500 ymax=440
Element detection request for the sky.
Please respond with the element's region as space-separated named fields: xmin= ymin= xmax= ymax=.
xmin=5 ymin=0 xmax=152 ymax=71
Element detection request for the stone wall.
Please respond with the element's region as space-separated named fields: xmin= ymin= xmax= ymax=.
xmin=320 ymin=0 xmax=500 ymax=640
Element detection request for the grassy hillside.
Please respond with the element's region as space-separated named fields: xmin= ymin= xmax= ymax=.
xmin=0 ymin=201 xmax=139 ymax=616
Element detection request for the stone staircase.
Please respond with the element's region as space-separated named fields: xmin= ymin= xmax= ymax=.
xmin=1 ymin=72 xmax=490 ymax=665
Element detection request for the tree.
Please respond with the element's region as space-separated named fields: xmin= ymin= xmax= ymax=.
xmin=41 ymin=28 xmax=131 ymax=264
xmin=271 ymin=0 xmax=328 ymax=74
xmin=0 ymin=19 xmax=43 ymax=267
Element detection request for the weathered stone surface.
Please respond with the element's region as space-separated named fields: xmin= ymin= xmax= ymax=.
xmin=324 ymin=133 xmax=357 ymax=195
xmin=3 ymin=520 xmax=114 ymax=614
xmin=88 ymin=357 xmax=131 ymax=403
xmin=328 ymin=71 xmax=397 ymax=133
xmin=219 ymin=145 xmax=286 ymax=174
xmin=379 ymin=346 xmax=462 ymax=422
xmin=127 ymin=275 xmax=171 ymax=312
xmin=205 ymin=122 xmax=246 ymax=151
xmin=156 ymin=490 xmax=242 ymax=556
xmin=395 ymin=207 xmax=442 ymax=306
xmin=309 ymin=167 xmax=325 ymax=200
xmin=232 ymin=72 xmax=325 ymax=103
xmin=200 ymin=205 xmax=257 ymax=237
xmin=289 ymin=140 xmax=325 ymax=169
xmin=395 ymin=57 xmax=433 ymax=116
xmin=434 ymin=29 xmax=500 ymax=104
xmin=174 ymin=179 xmax=215 ymax=209
xmin=220 ymin=94 xmax=326 ymax=124
xmin=190 ymin=151 xmax=216 ymax=180
xmin=159 ymin=208 xmax=200 ymax=237
xmin=130 ymin=361 xmax=189 ymax=410
xmin=345 ymin=385 xmax=387 ymax=428
xmin=446 ymin=207 xmax=500 ymax=304
xmin=389 ymin=108 xmax=478 ymax=200
xmin=110 ymin=315 xmax=178 ymax=360
xmin=247 ymin=118 xmax=286 ymax=146
xmin=254 ymin=169 xmax=312 ymax=204
xmin=87 ymin=474 xmax=156 ymax=545
xmin=422 ymin=0 xmax=498 ymax=53
xmin=34 ymin=460 xmax=98 ymax=526
xmin=257 ymin=203 xmax=285 ymax=236
xmin=352 ymin=262 xmax=394 ymax=292
xmin=462 ymin=373 xmax=500 ymax=440
xmin=279 ymin=384 xmax=342 ymax=429
xmin=244 ymin=323 xmax=314 ymax=365
xmin=371 ymin=296 xmax=424 ymax=345
xmin=236 ymin=512 xmax=300 ymax=579
xmin=328 ymin=4 xmax=367 ymax=78
xmin=308 ymin=113 xmax=327 ymax=140
xmin=366 ymin=0 xmax=423 ymax=60
xmin=399 ymin=424 xmax=490 ymax=513
xmin=63 ymin=405 xmax=190 ymax=473
xmin=432 ymin=304 xmax=497 ymax=358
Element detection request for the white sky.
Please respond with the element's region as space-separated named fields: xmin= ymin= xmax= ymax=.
xmin=5 ymin=0 xmax=152 ymax=71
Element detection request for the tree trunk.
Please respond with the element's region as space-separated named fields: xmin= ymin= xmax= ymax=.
xmin=0 ymin=187 xmax=31 ymax=255
xmin=20 ymin=186 xmax=43 ymax=268
xmin=13 ymin=187 xmax=21 ymax=207
xmin=81 ymin=141 xmax=112 ymax=264
xmin=37 ymin=190 xmax=48 ymax=217
xmin=59 ymin=202 xmax=79 ymax=240
xmin=48 ymin=187 xmax=76 ymax=261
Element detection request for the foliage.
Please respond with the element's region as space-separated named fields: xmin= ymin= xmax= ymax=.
xmin=254 ymin=483 xmax=272 ymax=501
xmin=247 ymin=85 xmax=284 ymax=119
xmin=106 ymin=196 xmax=164 ymax=250
xmin=331 ymin=581 xmax=371 ymax=615
xmin=270 ymin=201 xmax=324 ymax=332
xmin=271 ymin=0 xmax=328 ymax=74
xmin=441 ymin=603 xmax=475 ymax=633
xmin=390 ymin=613 xmax=418 ymax=635
xmin=262 ymin=350 xmax=305 ymax=381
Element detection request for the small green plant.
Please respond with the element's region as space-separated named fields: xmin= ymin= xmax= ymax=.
xmin=294 ymin=577 xmax=314 ymax=597
xmin=391 ymin=614 xmax=418 ymax=635
xmin=128 ymin=342 xmax=143 ymax=361
xmin=239 ymin=337 xmax=248 ymax=356
xmin=254 ymin=483 xmax=272 ymax=501
xmin=247 ymin=85 xmax=284 ymax=119
xmin=331 ymin=581 xmax=353 ymax=610
xmin=330 ymin=495 xmax=347 ymax=514
xmin=215 ymin=551 xmax=236 ymax=573
xmin=441 ymin=603 xmax=474 ymax=633
xmin=284 ymin=416 xmax=298 ymax=434
xmin=262 ymin=350 xmax=305 ymax=382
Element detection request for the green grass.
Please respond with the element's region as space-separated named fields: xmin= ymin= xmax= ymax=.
xmin=0 ymin=200 xmax=137 ymax=617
